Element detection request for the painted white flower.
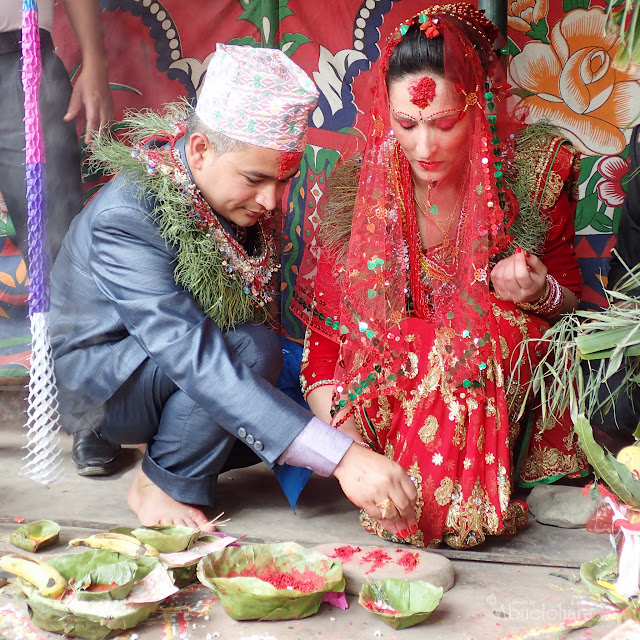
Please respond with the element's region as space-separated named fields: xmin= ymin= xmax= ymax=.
xmin=485 ymin=453 xmax=495 ymax=464
xmin=312 ymin=46 xmax=366 ymax=127
xmin=463 ymin=457 xmax=472 ymax=470
xmin=432 ymin=453 xmax=444 ymax=466
xmin=169 ymin=52 xmax=215 ymax=97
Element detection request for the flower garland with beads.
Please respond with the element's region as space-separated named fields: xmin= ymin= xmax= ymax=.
xmin=88 ymin=104 xmax=280 ymax=331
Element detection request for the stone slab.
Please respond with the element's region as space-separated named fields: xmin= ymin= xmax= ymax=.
xmin=314 ymin=543 xmax=455 ymax=596
xmin=528 ymin=484 xmax=599 ymax=528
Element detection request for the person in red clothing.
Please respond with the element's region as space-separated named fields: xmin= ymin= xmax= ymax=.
xmin=292 ymin=3 xmax=587 ymax=549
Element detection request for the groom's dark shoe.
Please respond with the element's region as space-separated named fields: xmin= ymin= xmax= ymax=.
xmin=71 ymin=429 xmax=122 ymax=476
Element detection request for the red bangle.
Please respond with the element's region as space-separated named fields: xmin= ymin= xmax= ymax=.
xmin=517 ymin=274 xmax=565 ymax=318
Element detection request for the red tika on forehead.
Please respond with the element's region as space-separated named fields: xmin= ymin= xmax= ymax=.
xmin=277 ymin=150 xmax=302 ymax=180
xmin=409 ymin=76 xmax=437 ymax=110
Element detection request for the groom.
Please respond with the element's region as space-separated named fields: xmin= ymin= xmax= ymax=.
xmin=50 ymin=44 xmax=418 ymax=533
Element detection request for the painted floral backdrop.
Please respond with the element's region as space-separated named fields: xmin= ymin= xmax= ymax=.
xmin=1 ymin=0 xmax=638 ymax=381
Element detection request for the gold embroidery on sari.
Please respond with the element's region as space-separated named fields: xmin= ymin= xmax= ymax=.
xmin=497 ymin=464 xmax=512 ymax=512
xmin=499 ymin=335 xmax=510 ymax=361
xmin=384 ymin=441 xmax=395 ymax=459
xmin=519 ymin=445 xmax=581 ymax=483
xmin=419 ymin=415 xmax=439 ymax=445
xmin=541 ymin=170 xmax=564 ymax=210
xmin=406 ymin=352 xmax=419 ymax=378
xmin=434 ymin=476 xmax=454 ymax=506
xmin=374 ymin=395 xmax=393 ymax=432
xmin=492 ymin=304 xmax=530 ymax=339
xmin=443 ymin=481 xmax=488 ymax=548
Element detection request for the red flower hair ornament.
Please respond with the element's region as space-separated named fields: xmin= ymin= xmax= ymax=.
xmin=420 ymin=18 xmax=440 ymax=39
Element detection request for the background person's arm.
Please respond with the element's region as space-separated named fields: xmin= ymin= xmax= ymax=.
xmin=62 ymin=0 xmax=114 ymax=142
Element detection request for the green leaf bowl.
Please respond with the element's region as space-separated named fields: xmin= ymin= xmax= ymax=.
xmin=197 ymin=542 xmax=345 ymax=621
xmin=130 ymin=525 xmax=199 ymax=553
xmin=14 ymin=549 xmax=167 ymax=638
xmin=358 ymin=578 xmax=444 ymax=630
xmin=19 ymin=582 xmax=159 ymax=640
xmin=10 ymin=520 xmax=60 ymax=552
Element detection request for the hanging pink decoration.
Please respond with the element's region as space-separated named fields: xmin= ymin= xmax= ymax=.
xmin=21 ymin=0 xmax=65 ymax=485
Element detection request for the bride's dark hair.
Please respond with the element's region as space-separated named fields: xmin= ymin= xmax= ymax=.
xmin=386 ymin=23 xmax=445 ymax=86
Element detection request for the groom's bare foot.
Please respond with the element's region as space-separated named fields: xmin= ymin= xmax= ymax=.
xmin=127 ymin=467 xmax=216 ymax=531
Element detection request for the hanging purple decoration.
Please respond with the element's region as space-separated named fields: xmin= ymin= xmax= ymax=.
xmin=21 ymin=0 xmax=65 ymax=484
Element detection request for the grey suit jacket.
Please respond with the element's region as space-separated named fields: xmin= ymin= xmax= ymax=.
xmin=50 ymin=171 xmax=311 ymax=467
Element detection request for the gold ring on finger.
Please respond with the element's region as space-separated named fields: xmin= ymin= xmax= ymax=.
xmin=375 ymin=497 xmax=394 ymax=519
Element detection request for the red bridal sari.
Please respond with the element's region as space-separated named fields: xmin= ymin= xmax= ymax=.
xmin=292 ymin=5 xmax=587 ymax=549
xmin=298 ymin=133 xmax=587 ymax=549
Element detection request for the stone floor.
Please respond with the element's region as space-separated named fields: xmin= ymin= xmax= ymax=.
xmin=0 ymin=389 xmax=632 ymax=640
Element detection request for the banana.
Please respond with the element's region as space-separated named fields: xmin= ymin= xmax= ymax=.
xmin=68 ymin=532 xmax=160 ymax=558
xmin=0 ymin=553 xmax=67 ymax=598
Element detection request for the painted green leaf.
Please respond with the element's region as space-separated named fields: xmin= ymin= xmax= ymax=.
xmin=507 ymin=37 xmax=521 ymax=57
xmin=574 ymin=192 xmax=600 ymax=232
xmin=107 ymin=83 xmax=142 ymax=95
xmin=276 ymin=32 xmax=312 ymax=57
xmin=510 ymin=88 xmax=534 ymax=100
xmin=359 ymin=578 xmax=443 ymax=630
xmin=612 ymin=205 xmax=624 ymax=234
xmin=578 ymin=156 xmax=600 ymax=184
xmin=237 ymin=0 xmax=293 ymax=30
xmin=10 ymin=520 xmax=60 ymax=553
xmin=591 ymin=209 xmax=614 ymax=233
xmin=574 ymin=414 xmax=640 ymax=507
xmin=525 ymin=18 xmax=549 ymax=44
xmin=563 ymin=0 xmax=590 ymax=10
xmin=227 ymin=35 xmax=261 ymax=48
xmin=236 ymin=0 xmax=293 ymax=47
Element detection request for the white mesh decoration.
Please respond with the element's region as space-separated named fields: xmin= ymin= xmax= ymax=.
xmin=21 ymin=312 xmax=65 ymax=484
xmin=21 ymin=1 xmax=65 ymax=485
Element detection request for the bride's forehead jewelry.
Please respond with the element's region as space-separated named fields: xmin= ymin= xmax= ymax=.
xmin=392 ymin=106 xmax=468 ymax=126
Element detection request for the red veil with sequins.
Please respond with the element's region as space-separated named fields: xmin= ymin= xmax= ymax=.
xmin=293 ymin=4 xmax=586 ymax=548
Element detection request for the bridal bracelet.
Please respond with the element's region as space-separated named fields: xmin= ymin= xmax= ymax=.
xmin=516 ymin=274 xmax=565 ymax=318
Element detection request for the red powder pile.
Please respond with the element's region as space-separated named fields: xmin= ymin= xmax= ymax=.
xmin=227 ymin=566 xmax=326 ymax=594
xmin=397 ymin=551 xmax=419 ymax=573
xmin=361 ymin=594 xmax=401 ymax=615
xmin=330 ymin=545 xmax=361 ymax=562
xmin=85 ymin=582 xmax=118 ymax=592
xmin=361 ymin=549 xmax=391 ymax=574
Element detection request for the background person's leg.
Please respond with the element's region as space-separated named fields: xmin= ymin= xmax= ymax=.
xmin=584 ymin=361 xmax=639 ymax=452
xmin=0 ymin=46 xmax=82 ymax=264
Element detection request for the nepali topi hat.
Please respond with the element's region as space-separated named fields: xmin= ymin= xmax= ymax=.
xmin=195 ymin=44 xmax=319 ymax=152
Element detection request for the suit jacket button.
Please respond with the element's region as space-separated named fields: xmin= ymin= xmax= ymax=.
xmin=254 ymin=441 xmax=264 ymax=451
xmin=238 ymin=427 xmax=247 ymax=438
xmin=246 ymin=434 xmax=255 ymax=445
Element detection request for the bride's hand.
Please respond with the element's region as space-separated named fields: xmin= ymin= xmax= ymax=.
xmin=490 ymin=248 xmax=547 ymax=305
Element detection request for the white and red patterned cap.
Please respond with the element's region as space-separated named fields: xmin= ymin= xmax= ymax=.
xmin=195 ymin=44 xmax=319 ymax=152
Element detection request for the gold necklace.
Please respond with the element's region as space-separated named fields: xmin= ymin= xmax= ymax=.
xmin=414 ymin=180 xmax=438 ymax=215
xmin=413 ymin=179 xmax=462 ymax=249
